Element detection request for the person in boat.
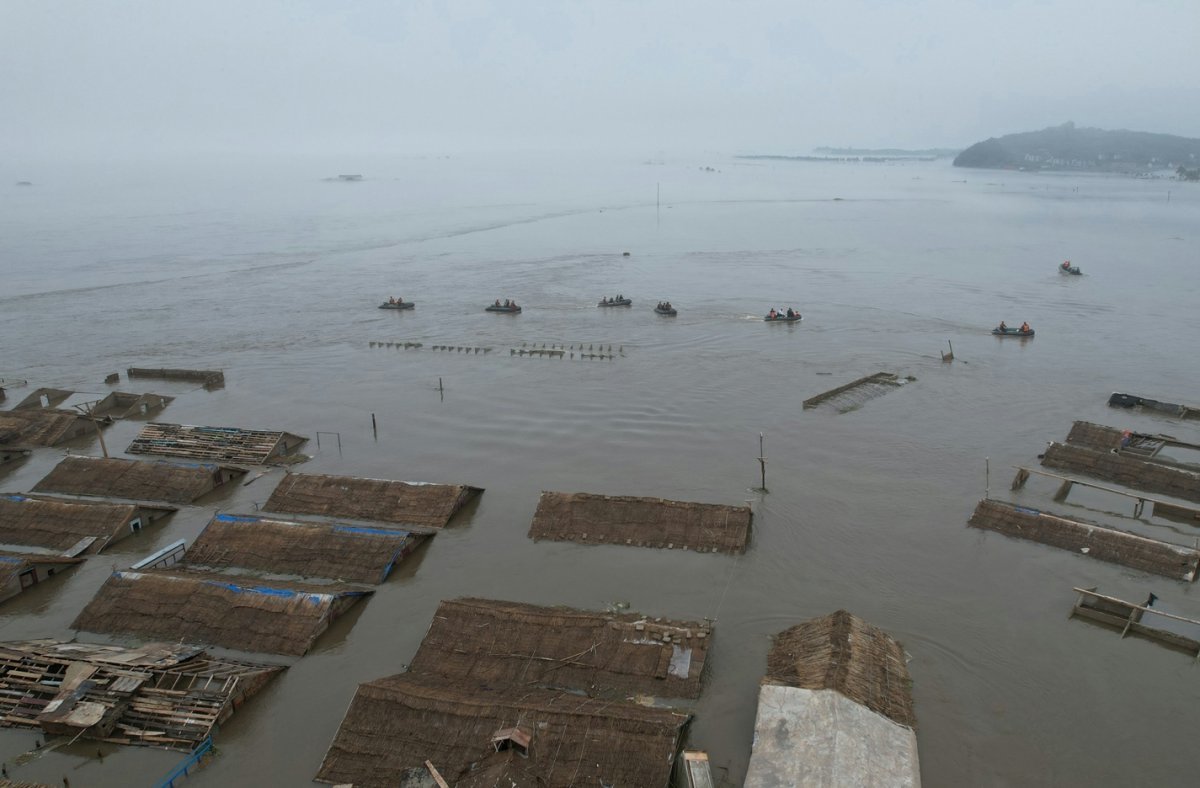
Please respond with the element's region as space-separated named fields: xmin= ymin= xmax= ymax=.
xmin=388 ymin=296 xmax=395 ymax=304
xmin=1020 ymin=321 xmax=1030 ymax=332
xmin=768 ymin=308 xmax=777 ymax=318
xmin=785 ymin=308 xmax=794 ymax=318
xmin=1062 ymin=260 xmax=1071 ymax=270
xmin=618 ymin=294 xmax=623 ymax=301
xmin=999 ymin=321 xmax=1007 ymax=331
xmin=495 ymin=299 xmax=501 ymax=307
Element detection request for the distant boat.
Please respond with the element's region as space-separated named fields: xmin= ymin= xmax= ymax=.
xmin=15 ymin=181 xmax=32 ymax=186
xmin=486 ymin=303 xmax=522 ymax=314
xmin=764 ymin=312 xmax=802 ymax=322
xmin=337 ymin=174 xmax=363 ymax=181
xmin=378 ymin=301 xmax=414 ymax=310
xmin=598 ymin=297 xmax=631 ymax=307
xmin=654 ymin=304 xmax=677 ymax=316
xmin=993 ymin=326 xmax=1034 ymax=337
xmin=1059 ymin=262 xmax=1082 ymax=275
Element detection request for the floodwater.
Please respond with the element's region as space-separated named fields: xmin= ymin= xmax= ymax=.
xmin=1 ymin=154 xmax=1199 ymax=787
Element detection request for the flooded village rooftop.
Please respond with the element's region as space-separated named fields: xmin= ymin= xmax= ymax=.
xmin=263 ymin=472 xmax=482 ymax=528
xmin=72 ymin=569 xmax=373 ymax=657
xmin=528 ymin=490 xmax=752 ymax=553
xmin=0 ymin=494 xmax=175 ymax=555
xmin=31 ymin=455 xmax=246 ymax=503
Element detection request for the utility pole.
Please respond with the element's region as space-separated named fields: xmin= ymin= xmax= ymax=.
xmin=74 ymin=401 xmax=109 ymax=458
xmin=755 ymin=432 xmax=768 ymax=492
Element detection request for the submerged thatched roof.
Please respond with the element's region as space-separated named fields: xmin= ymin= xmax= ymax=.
xmin=185 ymin=513 xmax=426 ymax=583
xmin=765 ymin=610 xmax=915 ymax=728
xmin=1042 ymin=442 xmax=1200 ymax=503
xmin=264 ymin=473 xmax=482 ymax=528
xmin=528 ymin=491 xmax=752 ymax=553
xmin=409 ymin=597 xmax=712 ymax=699
xmin=0 ymin=409 xmax=87 ymax=447
xmin=0 ymin=494 xmax=138 ymax=553
xmin=314 ymin=673 xmax=689 ymax=788
xmin=13 ymin=388 xmax=74 ymax=410
xmin=0 ymin=639 xmax=281 ymax=750
xmin=72 ymin=568 xmax=373 ymax=656
xmin=969 ymin=498 xmax=1199 ymax=581
xmin=32 ymin=455 xmax=244 ymax=503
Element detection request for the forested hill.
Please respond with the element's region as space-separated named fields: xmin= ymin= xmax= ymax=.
xmin=953 ymin=122 xmax=1200 ymax=172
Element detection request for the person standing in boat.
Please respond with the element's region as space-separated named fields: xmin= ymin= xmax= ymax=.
xmin=388 ymin=296 xmax=396 ymax=304
xmin=999 ymin=321 xmax=1007 ymax=331
xmin=768 ymin=308 xmax=777 ymax=318
xmin=1020 ymin=321 xmax=1030 ymax=332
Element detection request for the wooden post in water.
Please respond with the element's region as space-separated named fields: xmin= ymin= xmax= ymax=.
xmin=985 ymin=457 xmax=990 ymax=499
xmin=371 ymin=413 xmax=377 ymax=440
xmin=756 ymin=432 xmax=768 ymax=492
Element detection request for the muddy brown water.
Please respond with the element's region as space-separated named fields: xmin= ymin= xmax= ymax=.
xmin=1 ymin=155 xmax=1199 ymax=786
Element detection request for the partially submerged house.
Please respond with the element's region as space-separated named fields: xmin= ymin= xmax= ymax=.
xmin=1042 ymin=442 xmax=1200 ymax=504
xmin=0 ymin=639 xmax=281 ymax=750
xmin=0 ymin=494 xmax=176 ymax=555
xmin=315 ymin=674 xmax=690 ymax=788
xmin=316 ymin=596 xmax=708 ymax=786
xmin=184 ymin=513 xmax=429 ymax=584
xmin=528 ymin=491 xmax=752 ymax=553
xmin=1 ymin=448 xmax=31 ymax=468
xmin=0 ymin=409 xmax=95 ymax=448
xmin=13 ymin=388 xmax=74 ymax=410
xmin=409 ymin=597 xmax=712 ymax=699
xmin=72 ymin=568 xmax=373 ymax=656
xmin=263 ymin=473 xmax=482 ymax=528
xmin=744 ymin=611 xmax=920 ymax=788
xmin=32 ymin=455 xmax=246 ymax=504
xmin=91 ymin=391 xmax=173 ymax=420
xmin=127 ymin=422 xmax=306 ymax=464
xmin=0 ymin=551 xmax=83 ymax=604
xmin=968 ymin=499 xmax=1199 ymax=581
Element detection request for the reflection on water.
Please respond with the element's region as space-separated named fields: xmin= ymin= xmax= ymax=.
xmin=1 ymin=155 xmax=1199 ymax=786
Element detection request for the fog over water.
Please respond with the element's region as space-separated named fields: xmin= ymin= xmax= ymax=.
xmin=3 ymin=1 xmax=1200 ymax=786
xmin=1 ymin=154 xmax=1199 ymax=786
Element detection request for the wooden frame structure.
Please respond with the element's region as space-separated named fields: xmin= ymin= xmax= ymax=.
xmin=1070 ymin=587 xmax=1200 ymax=660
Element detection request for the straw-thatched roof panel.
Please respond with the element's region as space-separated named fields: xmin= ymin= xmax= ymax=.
xmin=314 ymin=674 xmax=689 ymax=788
xmin=765 ymin=610 xmax=915 ymax=728
xmin=410 ymin=597 xmax=712 ymax=699
xmin=529 ymin=491 xmax=752 ymax=553
xmin=264 ymin=473 xmax=482 ymax=528
xmin=969 ymin=498 xmax=1199 ymax=580
xmin=0 ymin=639 xmax=281 ymax=750
xmin=0 ymin=409 xmax=91 ymax=447
xmin=72 ymin=569 xmax=373 ymax=656
xmin=185 ymin=513 xmax=425 ymax=583
xmin=32 ymin=455 xmax=245 ymax=503
xmin=0 ymin=494 xmax=139 ymax=553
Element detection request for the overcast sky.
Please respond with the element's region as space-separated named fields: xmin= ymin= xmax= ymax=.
xmin=3 ymin=0 xmax=1198 ymax=158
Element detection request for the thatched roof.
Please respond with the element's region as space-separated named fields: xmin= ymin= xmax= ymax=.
xmin=1042 ymin=442 xmax=1200 ymax=503
xmin=969 ymin=498 xmax=1199 ymax=581
xmin=0 ymin=639 xmax=281 ymax=750
xmin=185 ymin=513 xmax=426 ymax=583
xmin=765 ymin=610 xmax=915 ymax=728
xmin=528 ymin=491 xmax=752 ymax=553
xmin=72 ymin=568 xmax=373 ymax=656
xmin=1064 ymin=421 xmax=1126 ymax=451
xmin=264 ymin=473 xmax=482 ymax=528
xmin=32 ymin=455 xmax=245 ymax=503
xmin=314 ymin=673 xmax=690 ymax=788
xmin=0 ymin=409 xmax=89 ymax=447
xmin=0 ymin=494 xmax=141 ymax=553
xmin=409 ymin=597 xmax=711 ymax=699
xmin=127 ymin=422 xmax=306 ymax=464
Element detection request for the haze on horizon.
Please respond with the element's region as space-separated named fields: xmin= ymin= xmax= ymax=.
xmin=3 ymin=0 xmax=1199 ymax=163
